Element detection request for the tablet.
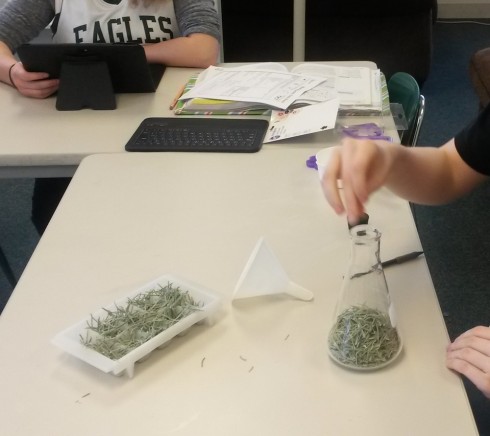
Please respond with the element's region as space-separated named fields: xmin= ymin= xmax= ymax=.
xmin=17 ymin=43 xmax=165 ymax=93
xmin=16 ymin=43 xmax=165 ymax=110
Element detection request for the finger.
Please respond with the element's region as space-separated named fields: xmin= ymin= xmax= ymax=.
xmin=446 ymin=352 xmax=490 ymax=398
xmin=338 ymin=139 xmax=371 ymax=221
xmin=341 ymin=178 xmax=366 ymax=224
xmin=20 ymin=71 xmax=51 ymax=82
xmin=341 ymin=139 xmax=371 ymax=203
xmin=447 ymin=341 xmax=490 ymax=373
xmin=321 ymin=146 xmax=345 ymax=215
xmin=12 ymin=64 xmax=58 ymax=98
xmin=452 ymin=326 xmax=490 ymax=342
xmin=17 ymin=79 xmax=59 ymax=98
xmin=12 ymin=64 xmax=50 ymax=84
xmin=447 ymin=333 xmax=490 ymax=358
xmin=20 ymin=78 xmax=59 ymax=91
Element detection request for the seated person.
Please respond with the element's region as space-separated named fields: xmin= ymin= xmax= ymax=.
xmin=0 ymin=0 xmax=221 ymax=234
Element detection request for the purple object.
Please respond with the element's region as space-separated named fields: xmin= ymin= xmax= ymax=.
xmin=306 ymin=155 xmax=318 ymax=170
xmin=342 ymin=123 xmax=392 ymax=141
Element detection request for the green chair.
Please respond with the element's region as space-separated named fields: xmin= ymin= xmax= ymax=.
xmin=388 ymin=72 xmax=425 ymax=146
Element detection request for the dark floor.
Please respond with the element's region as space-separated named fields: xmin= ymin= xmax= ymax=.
xmin=0 ymin=178 xmax=38 ymax=305
xmin=413 ymin=19 xmax=490 ymax=435
xmin=1 ymin=18 xmax=490 ymax=434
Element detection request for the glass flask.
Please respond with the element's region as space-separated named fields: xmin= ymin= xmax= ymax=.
xmin=328 ymin=224 xmax=402 ymax=370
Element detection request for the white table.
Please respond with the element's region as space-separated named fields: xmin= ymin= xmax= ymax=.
xmin=0 ymin=149 xmax=478 ymax=435
xmin=0 ymin=61 xmax=378 ymax=178
xmin=0 ymin=66 xmax=196 ymax=177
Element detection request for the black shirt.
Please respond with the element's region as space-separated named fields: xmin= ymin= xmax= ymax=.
xmin=455 ymin=103 xmax=490 ymax=175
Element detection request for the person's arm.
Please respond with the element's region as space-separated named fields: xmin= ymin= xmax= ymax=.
xmin=446 ymin=326 xmax=490 ymax=398
xmin=322 ymin=138 xmax=488 ymax=224
xmin=144 ymin=0 xmax=220 ymax=67
xmin=143 ymin=33 xmax=219 ymax=67
xmin=0 ymin=0 xmax=58 ymax=97
xmin=0 ymin=41 xmax=59 ymax=97
xmin=0 ymin=41 xmax=18 ymax=85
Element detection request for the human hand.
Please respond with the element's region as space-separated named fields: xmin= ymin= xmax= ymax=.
xmin=321 ymin=137 xmax=397 ymax=224
xmin=9 ymin=62 xmax=59 ymax=98
xmin=446 ymin=326 xmax=490 ymax=398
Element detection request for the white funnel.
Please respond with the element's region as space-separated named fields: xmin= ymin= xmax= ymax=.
xmin=233 ymin=237 xmax=314 ymax=301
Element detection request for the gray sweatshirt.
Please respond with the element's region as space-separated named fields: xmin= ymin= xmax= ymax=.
xmin=0 ymin=0 xmax=221 ymax=52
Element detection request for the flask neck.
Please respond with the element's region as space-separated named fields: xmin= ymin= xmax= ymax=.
xmin=348 ymin=225 xmax=382 ymax=278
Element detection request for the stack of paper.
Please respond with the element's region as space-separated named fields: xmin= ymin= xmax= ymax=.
xmin=174 ymin=63 xmax=383 ymax=116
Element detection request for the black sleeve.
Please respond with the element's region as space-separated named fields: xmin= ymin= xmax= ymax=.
xmin=454 ymin=103 xmax=490 ymax=175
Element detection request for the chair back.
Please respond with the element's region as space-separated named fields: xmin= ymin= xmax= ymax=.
xmin=410 ymin=94 xmax=425 ymax=146
xmin=388 ymin=72 xmax=424 ymax=146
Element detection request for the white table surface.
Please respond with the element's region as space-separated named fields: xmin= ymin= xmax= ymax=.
xmin=0 ymin=61 xmax=378 ymax=178
xmin=0 ymin=148 xmax=478 ymax=435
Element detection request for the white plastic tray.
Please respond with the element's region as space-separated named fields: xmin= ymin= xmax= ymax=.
xmin=52 ymin=274 xmax=221 ymax=377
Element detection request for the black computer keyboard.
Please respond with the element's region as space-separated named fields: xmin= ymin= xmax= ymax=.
xmin=125 ymin=117 xmax=269 ymax=153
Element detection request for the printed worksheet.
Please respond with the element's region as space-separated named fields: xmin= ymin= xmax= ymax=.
xmin=264 ymin=98 xmax=340 ymax=143
xmin=181 ymin=66 xmax=326 ymax=110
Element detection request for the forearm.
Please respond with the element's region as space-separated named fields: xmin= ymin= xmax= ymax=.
xmin=143 ymin=33 xmax=219 ymax=68
xmin=0 ymin=40 xmax=57 ymax=98
xmin=322 ymin=137 xmax=489 ymax=223
xmin=0 ymin=42 xmax=18 ymax=86
xmin=0 ymin=0 xmax=55 ymax=87
xmin=385 ymin=140 xmax=487 ymax=204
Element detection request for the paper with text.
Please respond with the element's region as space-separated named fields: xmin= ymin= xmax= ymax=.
xmin=264 ymin=99 xmax=340 ymax=143
xmin=180 ymin=66 xmax=326 ymax=110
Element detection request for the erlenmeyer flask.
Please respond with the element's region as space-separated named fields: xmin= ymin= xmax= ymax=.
xmin=328 ymin=224 xmax=402 ymax=370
